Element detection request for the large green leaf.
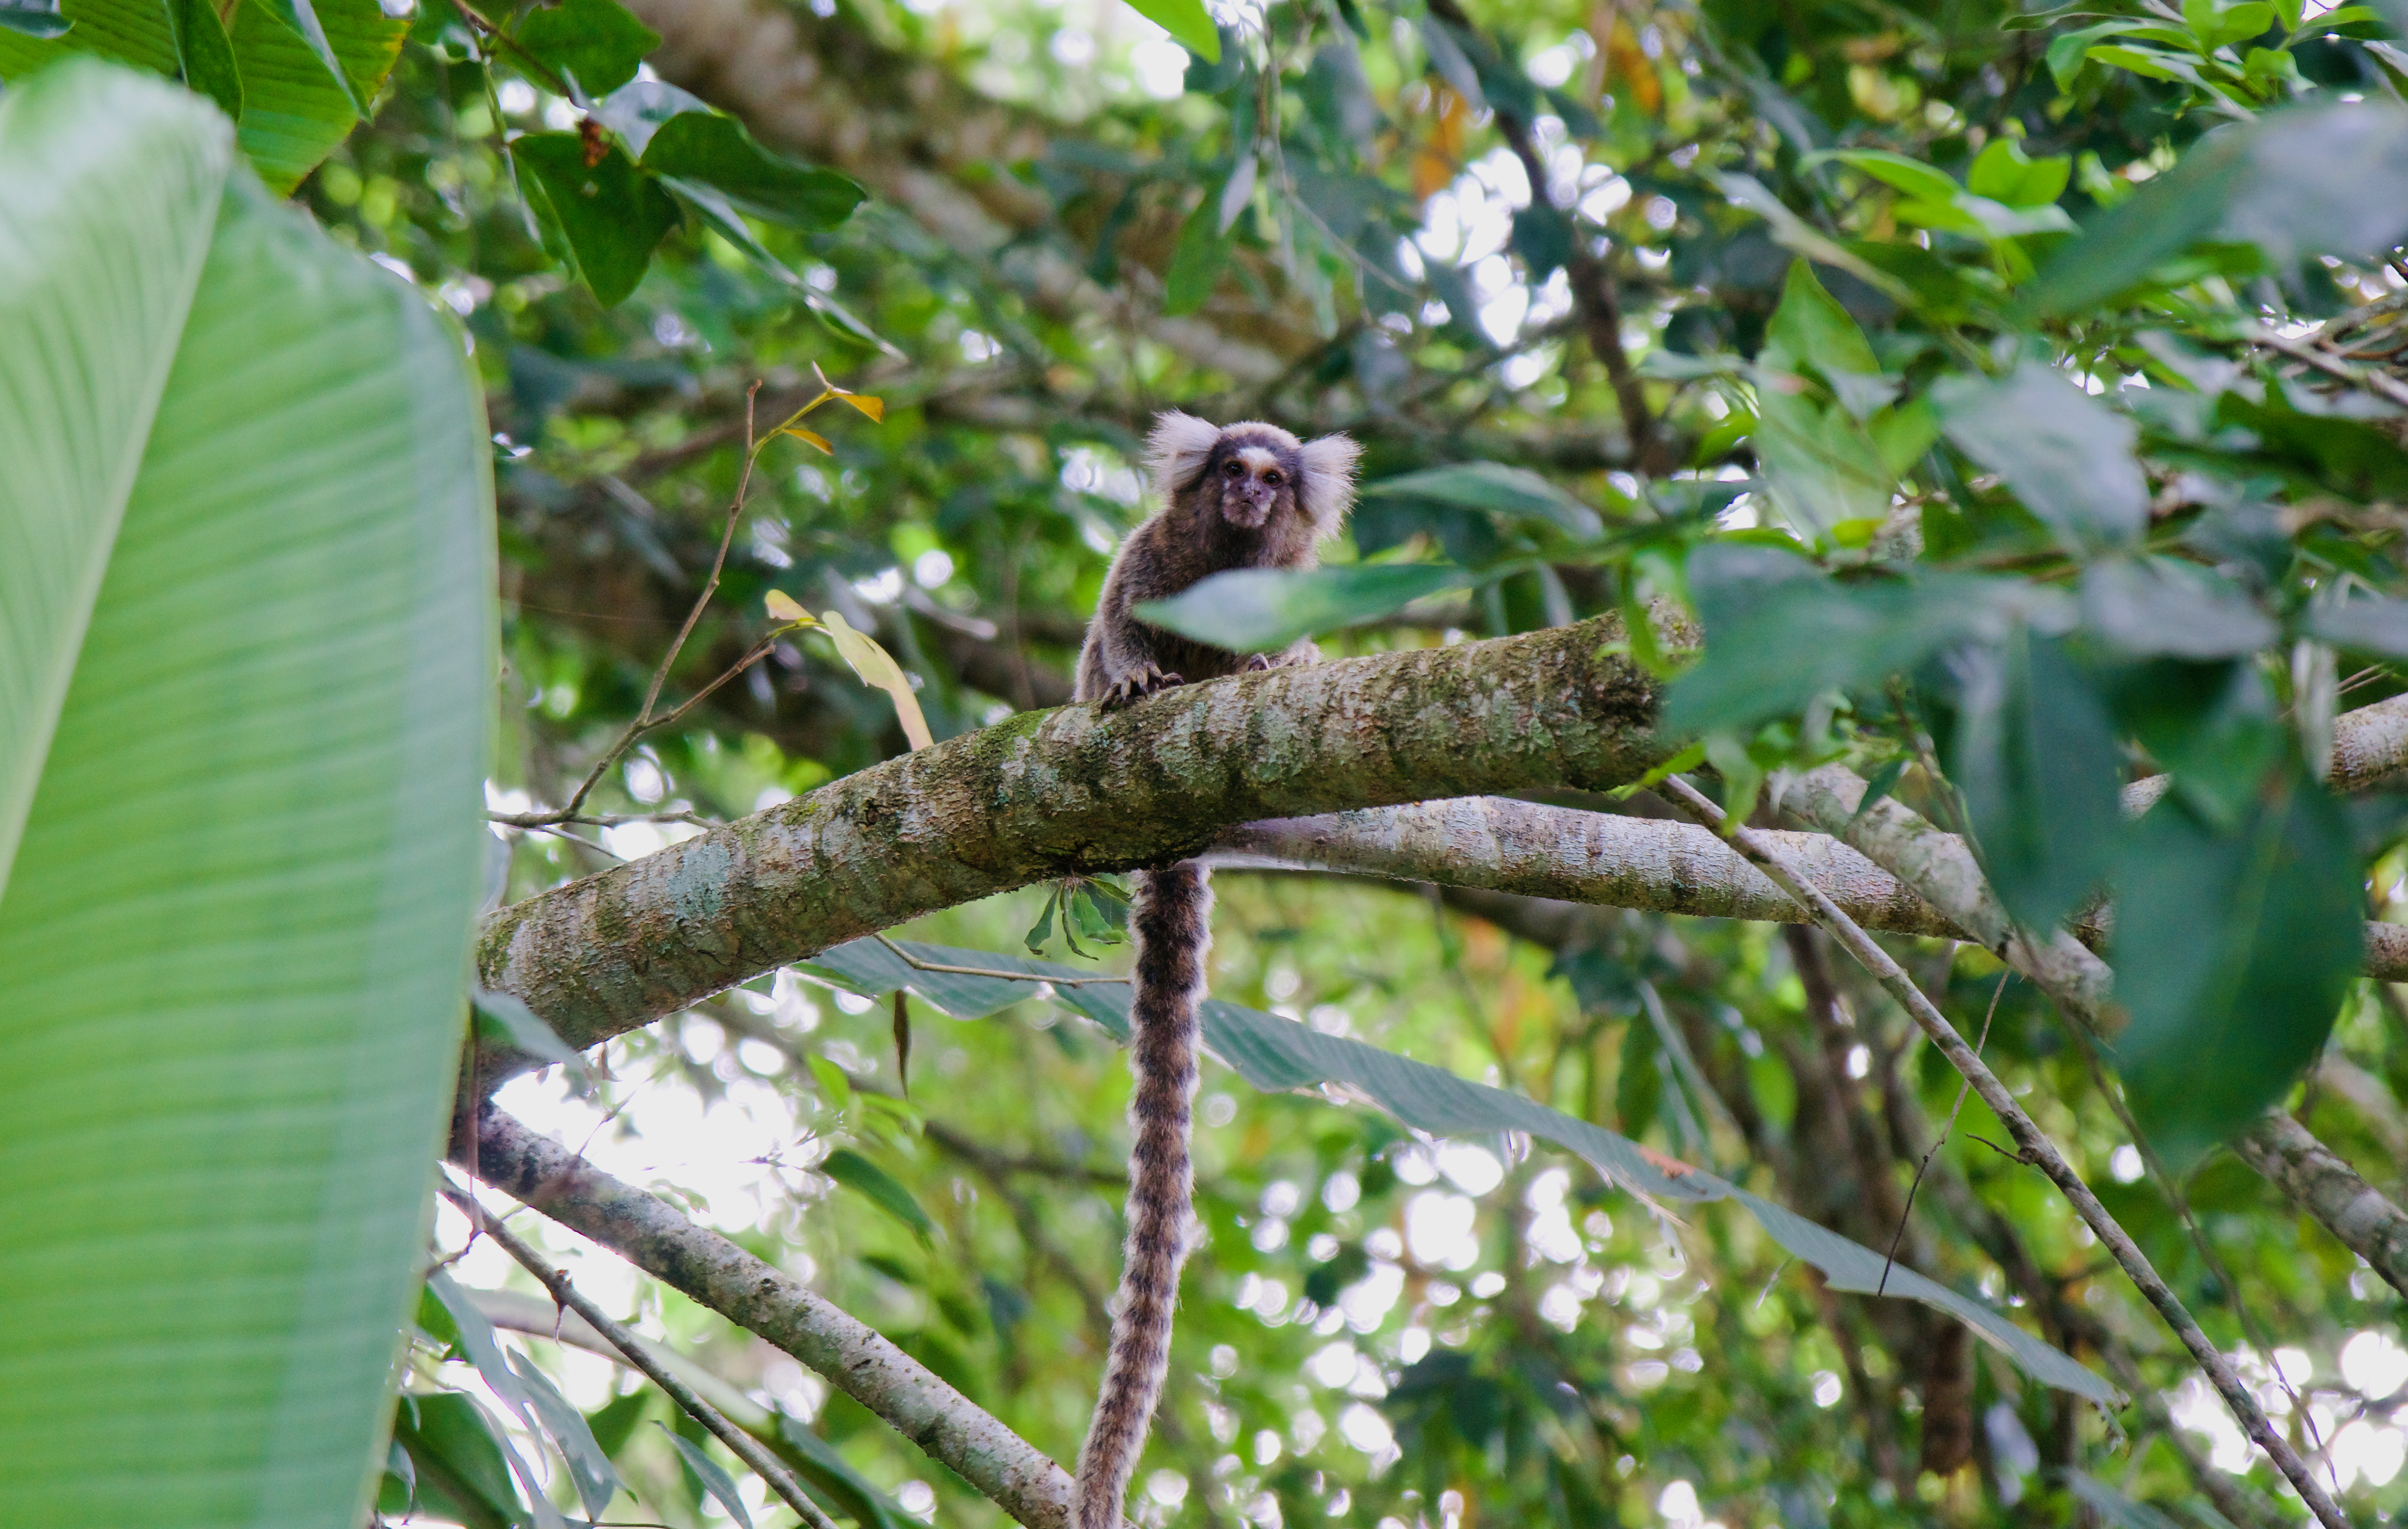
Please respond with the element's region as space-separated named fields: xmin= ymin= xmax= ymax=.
xmin=1663 ymin=547 xmax=2048 ymax=735
xmin=2112 ymin=767 xmax=2362 ymax=1168
xmin=0 ymin=61 xmax=492 ymax=1526
xmin=1932 ymin=362 xmax=2148 ymax=552
xmin=514 ymin=0 xmax=657 ymax=97
xmin=1360 ymin=460 xmax=1604 ymax=538
xmin=1122 ymin=0 xmax=1217 ymax=62
xmin=0 ymin=0 xmax=406 ymax=193
xmin=1947 ymin=627 xmax=2122 ymax=933
xmin=801 ymin=940 xmax=2120 ymax=1406
xmin=2028 ymin=103 xmax=2408 ymax=316
xmin=1135 ymin=562 xmax=1477 ymax=653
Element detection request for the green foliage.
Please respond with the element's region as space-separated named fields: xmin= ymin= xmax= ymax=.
xmin=0 ymin=61 xmax=491 ymax=1526
xmin=1136 ymin=562 xmax=1476 ymax=651
xmin=2115 ymin=770 xmax=2366 ymax=1166
xmin=32 ymin=0 xmax=2408 ymax=1517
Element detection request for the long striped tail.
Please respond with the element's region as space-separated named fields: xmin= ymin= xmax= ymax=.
xmin=1073 ymin=861 xmax=1211 ymax=1529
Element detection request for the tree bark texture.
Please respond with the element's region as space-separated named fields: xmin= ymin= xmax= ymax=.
xmin=1217 ymin=796 xmax=2408 ymax=979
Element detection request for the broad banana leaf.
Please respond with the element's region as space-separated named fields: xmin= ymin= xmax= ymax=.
xmin=0 ymin=60 xmax=493 ymax=1526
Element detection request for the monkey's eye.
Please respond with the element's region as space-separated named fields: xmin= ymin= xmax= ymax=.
xmin=1262 ymin=470 xmax=1283 ymax=485
xmin=1223 ymin=461 xmax=1243 ymax=477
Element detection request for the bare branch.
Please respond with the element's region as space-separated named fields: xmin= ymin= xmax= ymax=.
xmin=459 ymin=1108 xmax=1082 ymax=1529
xmin=1213 ymin=794 xmax=2408 ymax=980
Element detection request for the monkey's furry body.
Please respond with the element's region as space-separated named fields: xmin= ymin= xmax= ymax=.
xmin=1071 ymin=413 xmax=1358 ymax=1529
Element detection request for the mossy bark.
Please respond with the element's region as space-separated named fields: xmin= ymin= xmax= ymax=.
xmin=477 ymin=616 xmax=1666 ymax=1076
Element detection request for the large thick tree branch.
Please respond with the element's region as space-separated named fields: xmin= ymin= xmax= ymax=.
xmin=475 ymin=617 xmax=1667 ymax=1079
xmin=1215 ymin=795 xmax=2408 ymax=979
xmin=461 ymin=1109 xmax=1081 ymax=1529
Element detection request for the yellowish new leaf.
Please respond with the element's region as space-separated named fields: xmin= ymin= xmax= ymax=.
xmin=837 ymin=392 xmax=885 ymax=422
xmin=821 ymin=610 xmax=934 ymax=751
xmin=779 ymin=426 xmax=833 ymax=453
xmin=764 ymin=590 xmax=815 ymax=625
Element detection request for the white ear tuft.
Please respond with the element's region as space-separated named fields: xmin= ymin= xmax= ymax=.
xmin=1145 ymin=411 xmax=1222 ymax=504
xmin=1295 ymin=434 xmax=1362 ymax=534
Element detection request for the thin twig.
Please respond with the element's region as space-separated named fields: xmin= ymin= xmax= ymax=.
xmin=489 ymin=809 xmax=718 ymax=830
xmin=2252 ymin=323 xmax=2408 ymax=409
xmin=1878 ymin=968 xmax=2009 ymax=1296
xmin=439 ymin=1180 xmax=841 ymax=1529
xmin=1657 ymin=774 xmax=2352 ymax=1529
xmin=554 ymin=386 xmax=767 ymax=821
xmin=871 ymin=931 xmax=1130 ymax=985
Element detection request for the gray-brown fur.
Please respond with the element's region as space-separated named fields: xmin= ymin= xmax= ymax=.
xmin=1071 ymin=413 xmax=1356 ymax=1529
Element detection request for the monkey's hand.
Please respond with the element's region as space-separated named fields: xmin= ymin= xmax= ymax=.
xmin=1101 ymin=663 xmax=1184 ymax=711
xmin=1243 ymin=640 xmax=1321 ymax=673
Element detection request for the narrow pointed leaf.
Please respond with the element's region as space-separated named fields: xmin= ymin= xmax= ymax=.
xmin=808 ymin=940 xmax=2118 ymax=1406
xmin=658 ymin=1424 xmax=756 ymax=1529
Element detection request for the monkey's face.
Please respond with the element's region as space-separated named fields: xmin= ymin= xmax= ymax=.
xmin=1207 ymin=439 xmax=1301 ymax=530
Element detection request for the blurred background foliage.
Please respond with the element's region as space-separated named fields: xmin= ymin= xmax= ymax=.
xmin=9 ymin=0 xmax=2408 ymax=1515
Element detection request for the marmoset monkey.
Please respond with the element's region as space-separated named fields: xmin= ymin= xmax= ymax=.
xmin=1071 ymin=413 xmax=1360 ymax=1529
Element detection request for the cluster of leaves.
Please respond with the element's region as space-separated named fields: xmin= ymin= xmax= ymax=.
xmin=0 ymin=0 xmax=863 ymax=305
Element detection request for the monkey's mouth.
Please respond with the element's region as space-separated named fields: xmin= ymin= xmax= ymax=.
xmin=1222 ymin=494 xmax=1273 ymax=529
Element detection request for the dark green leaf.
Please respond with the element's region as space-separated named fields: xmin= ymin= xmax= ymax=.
xmin=1965 ymin=138 xmax=2070 ymax=207
xmin=1615 ymin=1016 xmax=1663 ymax=1139
xmin=0 ymin=0 xmax=69 ymax=38
xmin=821 ymin=1147 xmax=936 ymax=1241
xmin=2030 ymin=103 xmax=2408 ymax=315
xmin=639 ymin=109 xmax=862 ymax=228
xmin=1361 ymin=461 xmax=1602 ymax=537
xmin=2112 ymin=767 xmax=2362 ymax=1168
xmin=1163 ymin=185 xmax=1230 ymax=316
xmin=2217 ymin=102 xmax=2408 ymax=265
xmin=658 ymin=1423 xmax=754 ymax=1529
xmin=226 ymin=0 xmax=404 ymax=191
xmin=812 ymin=940 xmax=2118 ymax=1404
xmin=1947 ymin=629 xmax=2122 ymax=932
xmin=1762 ymin=258 xmax=1881 ymax=376
xmin=393 ymin=1392 xmax=522 ymax=1529
xmin=586 ymin=1386 xmax=651 ymax=1456
xmin=1135 ymin=563 xmax=1476 ymax=653
xmin=1023 ymin=886 xmax=1058 ymax=955
xmin=416 ymin=1280 xmax=463 ymax=1356
xmin=1849 ymin=759 xmax=1907 ymax=830
xmin=1665 ymin=553 xmax=2041 ymax=734
xmin=1932 ymin=362 xmax=2147 ymax=551
xmin=512 ymin=131 xmax=679 ymax=306
xmin=1122 ymin=0 xmax=1216 ymax=60
xmin=2080 ymin=556 xmax=2277 ymax=659
xmin=514 ymin=0 xmax=656 ymax=97
xmin=2105 ymin=659 xmax=2285 ymax=832
xmin=1750 ymin=264 xmax=1893 ymax=540
xmin=160 ymin=0 xmax=237 ymax=117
